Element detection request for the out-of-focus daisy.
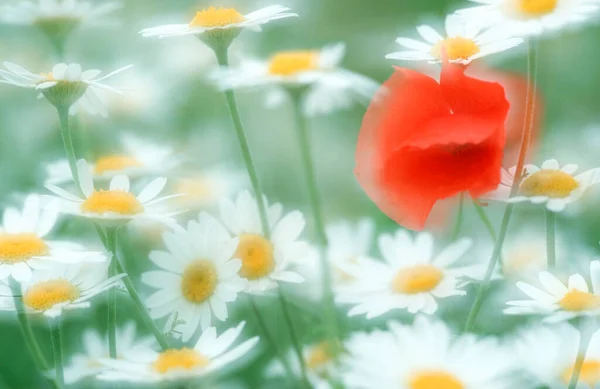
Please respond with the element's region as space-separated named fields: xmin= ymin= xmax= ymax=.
xmin=387 ymin=14 xmax=523 ymax=64
xmin=218 ymin=190 xmax=306 ymax=293
xmin=142 ymin=212 xmax=246 ymax=341
xmin=212 ymin=43 xmax=380 ymax=116
xmin=0 ymin=62 xmax=132 ymax=116
xmin=336 ymin=231 xmax=476 ymax=318
xmin=45 ymin=160 xmax=179 ymax=225
xmin=485 ymin=159 xmax=600 ymax=213
xmin=64 ymin=322 xmax=153 ymax=384
xmin=327 ymin=219 xmax=375 ymax=285
xmin=514 ymin=323 xmax=600 ymax=388
xmin=0 ymin=0 xmax=121 ymax=27
xmin=505 ymin=260 xmax=600 ymax=322
xmin=46 ymin=135 xmax=179 ymax=185
xmin=0 ymin=194 xmax=106 ymax=282
xmin=0 ymin=261 xmax=122 ymax=318
xmin=98 ymin=322 xmax=258 ymax=382
xmin=456 ymin=0 xmax=600 ymax=36
xmin=268 ymin=342 xmax=336 ymax=389
xmin=140 ymin=5 xmax=296 ymax=39
xmin=173 ymin=167 xmax=248 ymax=210
xmin=341 ymin=316 xmax=518 ymax=389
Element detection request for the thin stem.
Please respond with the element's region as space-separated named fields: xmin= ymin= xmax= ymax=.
xmin=49 ymin=320 xmax=64 ymax=388
xmin=105 ymin=227 xmax=118 ymax=358
xmin=288 ymin=90 xmax=339 ymax=346
xmin=473 ymin=202 xmax=497 ymax=241
xmin=568 ymin=326 xmax=594 ymax=389
xmin=56 ymin=105 xmax=81 ymax=194
xmin=451 ymin=193 xmax=465 ymax=240
xmin=213 ymin=45 xmax=270 ymax=238
xmin=464 ymin=39 xmax=538 ymax=332
xmin=9 ymin=279 xmax=50 ymax=371
xmin=277 ymin=289 xmax=311 ymax=389
xmin=248 ymin=296 xmax=296 ymax=382
xmin=545 ymin=209 xmax=556 ymax=269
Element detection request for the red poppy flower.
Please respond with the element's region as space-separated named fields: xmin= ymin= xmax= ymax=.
xmin=355 ymin=62 xmax=510 ymax=231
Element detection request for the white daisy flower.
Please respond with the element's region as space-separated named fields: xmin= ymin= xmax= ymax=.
xmin=0 ymin=0 xmax=121 ymax=27
xmin=211 ymin=43 xmax=380 ymax=116
xmin=45 ymin=135 xmax=179 ymax=185
xmin=64 ymin=322 xmax=154 ymax=384
xmin=0 ymin=261 xmax=123 ymax=318
xmin=505 ymin=260 xmax=600 ymax=322
xmin=97 ymin=321 xmax=259 ymax=383
xmin=336 ymin=231 xmax=476 ymax=318
xmin=0 ymin=61 xmax=132 ymax=116
xmin=387 ymin=14 xmax=523 ymax=64
xmin=514 ymin=323 xmax=600 ymax=389
xmin=139 ymin=5 xmax=297 ymax=39
xmin=173 ymin=166 xmax=248 ymax=210
xmin=341 ymin=315 xmax=519 ymax=389
xmin=327 ymin=218 xmax=375 ymax=286
xmin=218 ymin=190 xmax=307 ymax=293
xmin=45 ymin=159 xmax=180 ymax=225
xmin=0 ymin=194 xmax=107 ymax=282
xmin=456 ymin=0 xmax=600 ymax=37
xmin=142 ymin=212 xmax=246 ymax=341
xmin=268 ymin=342 xmax=337 ymax=389
xmin=484 ymin=159 xmax=600 ymax=213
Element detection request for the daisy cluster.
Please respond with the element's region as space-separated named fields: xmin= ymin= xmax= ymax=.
xmin=0 ymin=0 xmax=600 ymax=389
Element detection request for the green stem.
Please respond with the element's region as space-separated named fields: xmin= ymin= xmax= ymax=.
xmin=56 ymin=105 xmax=81 ymax=194
xmin=9 ymin=279 xmax=50 ymax=371
xmin=568 ymin=326 xmax=593 ymax=389
xmin=545 ymin=209 xmax=556 ymax=269
xmin=213 ymin=45 xmax=270 ymax=238
xmin=105 ymin=227 xmax=118 ymax=358
xmin=463 ymin=39 xmax=538 ymax=332
xmin=49 ymin=319 xmax=64 ymax=388
xmin=287 ymin=90 xmax=339 ymax=346
xmin=473 ymin=202 xmax=497 ymax=241
xmin=248 ymin=296 xmax=296 ymax=382
xmin=451 ymin=193 xmax=465 ymax=240
xmin=277 ymin=289 xmax=311 ymax=388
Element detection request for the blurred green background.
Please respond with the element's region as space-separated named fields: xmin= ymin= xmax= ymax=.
xmin=2 ymin=0 xmax=600 ymax=388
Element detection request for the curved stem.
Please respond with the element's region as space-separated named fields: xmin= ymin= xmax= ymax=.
xmin=9 ymin=279 xmax=50 ymax=371
xmin=105 ymin=227 xmax=118 ymax=358
xmin=49 ymin=319 xmax=64 ymax=388
xmin=248 ymin=296 xmax=296 ymax=381
xmin=568 ymin=325 xmax=594 ymax=389
xmin=464 ymin=39 xmax=538 ymax=332
xmin=277 ymin=289 xmax=311 ymax=388
xmin=473 ymin=202 xmax=497 ymax=242
xmin=545 ymin=209 xmax=556 ymax=269
xmin=56 ymin=106 xmax=81 ymax=194
xmin=213 ymin=45 xmax=270 ymax=238
xmin=288 ymin=90 xmax=339 ymax=346
xmin=451 ymin=194 xmax=465 ymax=241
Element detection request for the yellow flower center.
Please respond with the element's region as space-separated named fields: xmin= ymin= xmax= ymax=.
xmin=234 ymin=234 xmax=275 ymax=280
xmin=189 ymin=7 xmax=245 ymax=28
xmin=40 ymin=72 xmax=56 ymax=81
xmin=409 ymin=371 xmax=464 ymax=389
xmin=559 ymin=289 xmax=600 ymax=311
xmin=94 ymin=155 xmax=142 ymax=175
xmin=152 ymin=348 xmax=209 ymax=374
xmin=306 ymin=343 xmax=333 ymax=372
xmin=519 ymin=170 xmax=579 ymax=198
xmin=0 ymin=233 xmax=49 ymax=263
xmin=177 ymin=178 xmax=213 ymax=201
xmin=80 ymin=190 xmax=144 ymax=215
xmin=268 ymin=51 xmax=320 ymax=76
xmin=392 ymin=264 xmax=443 ymax=294
xmin=516 ymin=0 xmax=558 ymax=16
xmin=563 ymin=360 xmax=600 ymax=387
xmin=180 ymin=260 xmax=218 ymax=303
xmin=23 ymin=279 xmax=80 ymax=311
xmin=431 ymin=37 xmax=480 ymax=61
